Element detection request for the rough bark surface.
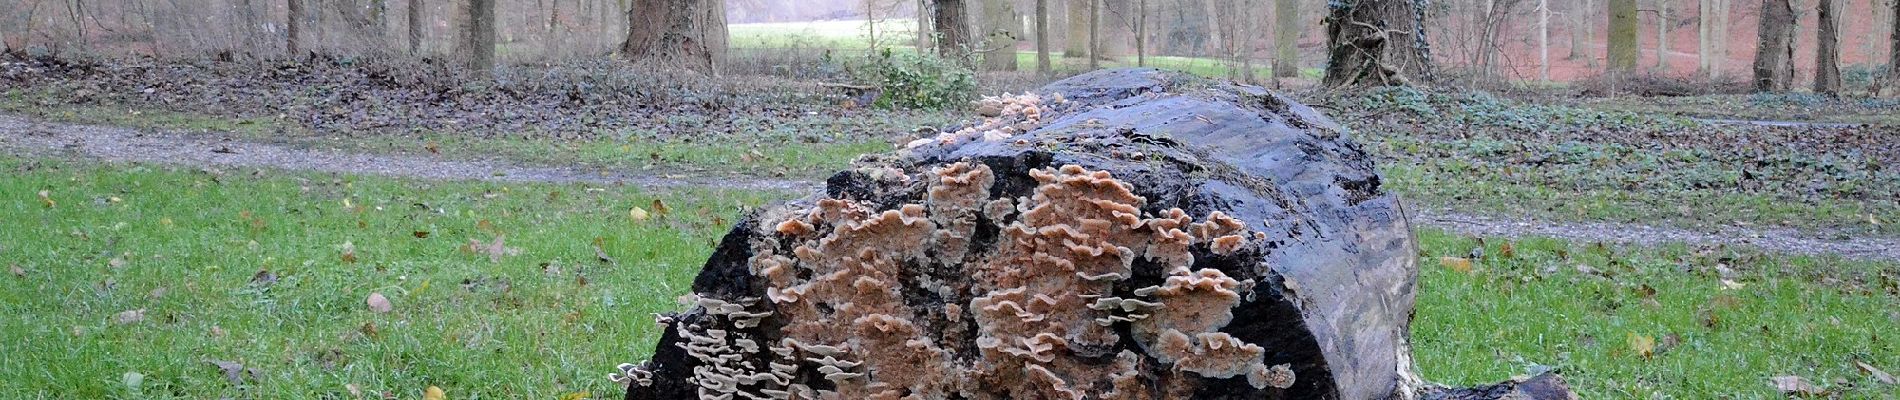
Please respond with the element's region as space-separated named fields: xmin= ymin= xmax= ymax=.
xmin=935 ymin=0 xmax=974 ymax=58
xmin=462 ymin=0 xmax=496 ymax=76
xmin=1753 ymin=0 xmax=1796 ymax=92
xmin=407 ymin=0 xmax=424 ymax=55
xmin=1322 ymin=0 xmax=1434 ymax=87
xmin=1273 ymin=0 xmax=1302 ymax=79
xmin=1065 ymin=0 xmax=1091 ymax=56
xmin=1607 ymin=0 xmax=1638 ymax=72
xmin=1813 ymin=0 xmax=1842 ymax=96
xmin=621 ymin=0 xmax=728 ymax=73
xmin=287 ymin=0 xmax=304 ymax=55
xmin=615 ymin=69 xmax=1575 ymax=400
xmin=980 ymin=0 xmax=1021 ymax=71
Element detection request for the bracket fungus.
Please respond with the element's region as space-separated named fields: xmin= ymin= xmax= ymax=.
xmin=620 ymin=69 xmax=1575 ymax=400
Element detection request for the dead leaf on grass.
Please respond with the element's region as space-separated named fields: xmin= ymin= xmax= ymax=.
xmin=114 ymin=309 xmax=147 ymax=324
xmin=207 ymin=360 xmax=259 ymax=385
xmin=8 ymin=264 xmax=22 ymax=277
xmin=424 ymin=385 xmax=446 ymax=400
xmin=592 ymin=237 xmax=616 ymax=265
xmin=1856 ymin=360 xmax=1898 ymax=385
xmin=340 ymin=241 xmax=358 ymax=264
xmin=251 ymin=269 xmax=277 ymax=286
xmin=467 ymin=236 xmax=518 ymax=263
xmin=1770 ymin=375 xmax=1825 ymax=396
xmin=1627 ymin=332 xmax=1655 ymax=359
xmin=628 ymin=206 xmax=650 ymax=222
xmin=37 ymin=190 xmax=55 ymax=208
xmin=1438 ymin=257 xmax=1473 ymax=274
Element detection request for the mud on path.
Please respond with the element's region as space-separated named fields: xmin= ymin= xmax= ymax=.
xmin=4 ymin=113 xmax=1895 ymax=263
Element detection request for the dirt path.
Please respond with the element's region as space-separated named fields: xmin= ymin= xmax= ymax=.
xmin=0 ymin=114 xmax=811 ymax=192
xmin=4 ymin=113 xmax=1895 ymax=262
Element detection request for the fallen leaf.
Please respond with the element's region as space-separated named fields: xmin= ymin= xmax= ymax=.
xmin=108 ymin=256 xmax=128 ymax=269
xmin=1770 ymin=375 xmax=1825 ymax=396
xmin=8 ymin=264 xmax=22 ymax=278
xmin=346 ymin=383 xmax=364 ymax=399
xmin=1857 ymin=360 xmax=1898 ymax=385
xmin=340 ymin=242 xmax=358 ymax=264
xmin=210 ymin=326 xmax=227 ymax=337
xmin=1720 ymin=279 xmax=1745 ymax=290
xmin=121 ymin=371 xmax=144 ymax=388
xmin=1438 ymin=257 xmax=1473 ymax=274
xmin=467 ymin=236 xmax=518 ymax=263
xmin=424 ymin=385 xmax=446 ymax=400
xmin=593 ymin=237 xmax=616 ymax=264
xmin=651 ymin=199 xmax=671 ymax=217
xmin=629 ymin=206 xmax=650 ymax=222
xmin=366 ymin=293 xmax=393 ymax=313
xmin=425 ymin=141 xmax=440 ymax=155
xmin=413 ymin=230 xmax=431 ymax=238
xmin=207 ymin=360 xmax=257 ymax=385
xmin=114 ymin=309 xmax=147 ymax=324
xmin=38 ymin=190 xmax=55 ymax=208
xmin=251 ymin=269 xmax=278 ymax=286
xmin=1627 ymin=332 xmax=1655 ymax=359
xmin=1498 ymin=241 xmax=1516 ymax=259
xmin=559 ymin=391 xmax=591 ymax=400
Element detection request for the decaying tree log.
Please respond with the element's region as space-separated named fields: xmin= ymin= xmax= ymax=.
xmin=615 ymin=69 xmax=1575 ymax=400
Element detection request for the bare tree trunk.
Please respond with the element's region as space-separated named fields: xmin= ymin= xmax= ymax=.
xmin=1699 ymin=0 xmax=1713 ymax=77
xmin=918 ymin=0 xmax=934 ymax=51
xmin=1538 ymin=0 xmax=1549 ymax=80
xmin=1656 ymin=0 xmax=1668 ymax=71
xmin=1569 ymin=0 xmax=1591 ymax=59
xmin=1036 ymin=0 xmax=1051 ymax=74
xmin=407 ymin=0 xmax=423 ymax=55
xmin=1753 ymin=0 xmax=1795 ymax=92
xmin=1714 ymin=0 xmax=1729 ymax=79
xmin=1272 ymin=0 xmax=1300 ymax=79
xmin=1322 ymin=0 xmax=1435 ymax=87
xmin=1891 ymin=0 xmax=1900 ymax=92
xmin=1088 ymin=0 xmax=1099 ymax=69
xmin=1134 ymin=0 xmax=1146 ymax=67
xmin=1814 ymin=0 xmax=1842 ymax=95
xmin=623 ymin=0 xmax=728 ymax=73
xmin=934 ymin=0 xmax=972 ymax=58
xmin=1607 ymin=0 xmax=1638 ymax=72
xmin=1065 ymin=0 xmax=1089 ymax=56
xmin=287 ymin=0 xmax=303 ymax=55
xmin=463 ymin=0 xmax=496 ymax=76
xmin=980 ymin=0 xmax=1021 ymax=71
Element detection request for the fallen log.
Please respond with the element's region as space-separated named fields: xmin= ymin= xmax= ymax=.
xmin=615 ymin=68 xmax=1575 ymax=400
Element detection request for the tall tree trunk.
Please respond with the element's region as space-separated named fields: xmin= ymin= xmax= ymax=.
xmin=1538 ymin=0 xmax=1549 ymax=80
xmin=1607 ymin=0 xmax=1638 ymax=72
xmin=1088 ymin=0 xmax=1099 ymax=69
xmin=1699 ymin=0 xmax=1713 ymax=77
xmin=1321 ymin=0 xmax=1435 ymax=87
xmin=980 ymin=0 xmax=1021 ymax=71
xmin=1036 ymin=0 xmax=1051 ymax=74
xmin=463 ymin=0 xmax=496 ymax=76
xmin=1752 ymin=0 xmax=1795 ymax=92
xmin=1569 ymin=0 xmax=1591 ymax=60
xmin=1891 ymin=0 xmax=1900 ymax=92
xmin=623 ymin=0 xmax=728 ymax=73
xmin=1065 ymin=0 xmax=1089 ymax=56
xmin=407 ymin=0 xmax=424 ymax=55
xmin=917 ymin=0 xmax=934 ymax=51
xmin=1813 ymin=0 xmax=1842 ymax=95
xmin=1134 ymin=0 xmax=1146 ymax=67
xmin=1272 ymin=0 xmax=1300 ymax=79
xmin=1655 ymin=0 xmax=1668 ymax=70
xmin=1714 ymin=0 xmax=1730 ymax=79
xmin=287 ymin=0 xmax=303 ymax=55
xmin=934 ymin=0 xmax=972 ymax=58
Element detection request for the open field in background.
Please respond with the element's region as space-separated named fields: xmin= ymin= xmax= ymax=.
xmin=0 ymin=158 xmax=1893 ymax=398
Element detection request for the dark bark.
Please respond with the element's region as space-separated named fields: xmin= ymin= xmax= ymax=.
xmin=1891 ymin=0 xmax=1900 ymax=89
xmin=934 ymin=0 xmax=973 ymax=59
xmin=621 ymin=0 xmax=728 ymax=73
xmin=1322 ymin=0 xmax=1435 ymax=87
xmin=407 ymin=0 xmax=423 ymax=55
xmin=1752 ymin=0 xmax=1795 ymax=92
xmin=1814 ymin=0 xmax=1841 ymax=96
xmin=287 ymin=0 xmax=303 ymax=55
xmin=617 ymin=68 xmax=1575 ymax=400
xmin=463 ymin=0 xmax=495 ymax=76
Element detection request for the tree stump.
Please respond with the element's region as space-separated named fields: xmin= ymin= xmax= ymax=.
xmin=616 ymin=69 xmax=1574 ymax=400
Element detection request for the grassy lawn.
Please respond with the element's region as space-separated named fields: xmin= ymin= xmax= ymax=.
xmin=3 ymin=157 xmax=1895 ymax=398
xmin=0 ymin=157 xmax=781 ymax=398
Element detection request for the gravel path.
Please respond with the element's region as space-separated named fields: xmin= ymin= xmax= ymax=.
xmin=4 ymin=113 xmax=1894 ymax=262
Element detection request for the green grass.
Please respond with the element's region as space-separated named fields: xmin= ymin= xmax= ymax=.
xmin=0 ymin=157 xmax=783 ymax=398
xmin=1411 ymin=231 xmax=1900 ymax=398
xmin=3 ymin=156 xmax=1895 ymax=398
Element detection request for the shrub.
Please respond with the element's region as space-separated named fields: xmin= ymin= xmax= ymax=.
xmin=845 ymin=49 xmax=976 ymax=110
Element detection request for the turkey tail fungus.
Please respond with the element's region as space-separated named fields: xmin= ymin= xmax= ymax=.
xmin=613 ymin=69 xmax=1576 ymax=400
